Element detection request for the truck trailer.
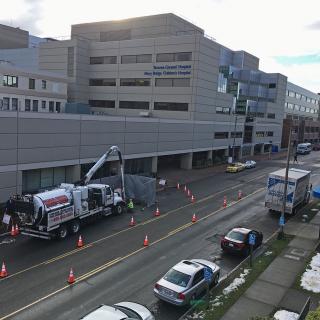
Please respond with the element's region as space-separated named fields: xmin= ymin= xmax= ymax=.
xmin=12 ymin=146 xmax=126 ymax=239
xmin=265 ymin=168 xmax=311 ymax=215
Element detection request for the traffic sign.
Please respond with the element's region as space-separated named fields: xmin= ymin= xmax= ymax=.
xmin=279 ymin=216 xmax=285 ymax=226
xmin=249 ymin=233 xmax=256 ymax=246
xmin=204 ymin=267 xmax=213 ymax=283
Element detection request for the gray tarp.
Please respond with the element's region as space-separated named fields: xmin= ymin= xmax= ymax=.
xmin=91 ymin=174 xmax=156 ymax=207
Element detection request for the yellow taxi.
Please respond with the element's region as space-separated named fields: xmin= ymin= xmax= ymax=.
xmin=226 ymin=162 xmax=246 ymax=173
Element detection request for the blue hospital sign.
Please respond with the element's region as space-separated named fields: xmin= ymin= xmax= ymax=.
xmin=249 ymin=233 xmax=256 ymax=245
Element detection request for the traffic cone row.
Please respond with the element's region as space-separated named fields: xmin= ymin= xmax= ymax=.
xmin=0 ymin=262 xmax=7 ymax=278
xmin=67 ymin=268 xmax=75 ymax=284
xmin=129 ymin=216 xmax=136 ymax=226
xmin=77 ymin=235 xmax=83 ymax=248
xmin=192 ymin=213 xmax=197 ymax=223
xmin=10 ymin=224 xmax=19 ymax=236
xmin=238 ymin=190 xmax=243 ymax=200
xmin=154 ymin=207 xmax=160 ymax=217
xmin=177 ymin=182 xmax=180 ymax=190
xmin=143 ymin=235 xmax=149 ymax=246
xmin=191 ymin=195 xmax=195 ymax=203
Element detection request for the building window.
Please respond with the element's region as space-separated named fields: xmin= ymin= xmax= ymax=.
xmin=120 ymin=78 xmax=150 ymax=86
xmin=29 ymin=78 xmax=35 ymax=89
xmin=155 ymin=78 xmax=190 ymax=87
xmin=89 ymin=100 xmax=115 ymax=108
xmin=89 ymin=78 xmax=116 ymax=86
xmin=32 ymin=100 xmax=38 ymax=112
xmin=301 ymin=95 xmax=306 ymax=102
xmin=300 ymin=106 xmax=306 ymax=112
xmin=11 ymin=98 xmax=18 ymax=111
xmin=287 ymin=103 xmax=294 ymax=110
xmin=25 ymin=99 xmax=31 ymax=111
xmin=49 ymin=101 xmax=54 ymax=112
xmin=3 ymin=75 xmax=18 ymax=87
xmin=156 ymin=52 xmax=192 ymax=62
xmin=41 ymin=101 xmax=46 ymax=109
xmin=154 ymin=102 xmax=188 ymax=111
xmin=90 ymin=56 xmax=117 ymax=64
xmin=119 ymin=101 xmax=149 ymax=110
xmin=268 ymin=83 xmax=276 ymax=88
xmin=288 ymin=91 xmax=295 ymax=98
xmin=216 ymin=106 xmax=231 ymax=114
xmin=214 ymin=132 xmax=229 ymax=139
xmin=218 ymin=73 xmax=227 ymax=93
xmin=294 ymin=104 xmax=300 ymax=111
xmin=256 ymin=131 xmax=265 ymax=137
xmin=2 ymin=97 xmax=9 ymax=110
xmin=121 ymin=54 xmax=152 ymax=64
xmin=67 ymin=47 xmax=74 ymax=77
xmin=56 ymin=102 xmax=61 ymax=113
xmin=306 ymin=107 xmax=310 ymax=113
xmin=267 ymin=113 xmax=275 ymax=119
xmin=267 ymin=131 xmax=274 ymax=137
xmin=42 ymin=80 xmax=47 ymax=89
xmin=295 ymin=93 xmax=301 ymax=99
xmin=231 ymin=132 xmax=242 ymax=138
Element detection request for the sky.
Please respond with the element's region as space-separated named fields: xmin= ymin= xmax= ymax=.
xmin=1 ymin=0 xmax=319 ymax=93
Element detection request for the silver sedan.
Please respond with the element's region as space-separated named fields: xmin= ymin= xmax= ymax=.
xmin=154 ymin=259 xmax=220 ymax=306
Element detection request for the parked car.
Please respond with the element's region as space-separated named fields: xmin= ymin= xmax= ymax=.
xmin=154 ymin=259 xmax=220 ymax=306
xmin=80 ymin=301 xmax=155 ymax=320
xmin=221 ymin=227 xmax=263 ymax=256
xmin=226 ymin=162 xmax=246 ymax=173
xmin=313 ymin=144 xmax=320 ymax=151
xmin=244 ymin=160 xmax=256 ymax=169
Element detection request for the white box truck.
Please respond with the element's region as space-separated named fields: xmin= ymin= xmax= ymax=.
xmin=265 ymin=168 xmax=311 ymax=214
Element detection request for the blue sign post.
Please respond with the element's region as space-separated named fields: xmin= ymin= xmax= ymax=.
xmin=249 ymin=233 xmax=256 ymax=267
xmin=279 ymin=216 xmax=285 ymax=226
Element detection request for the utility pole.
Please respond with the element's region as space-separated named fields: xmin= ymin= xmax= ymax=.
xmin=278 ymin=126 xmax=292 ymax=239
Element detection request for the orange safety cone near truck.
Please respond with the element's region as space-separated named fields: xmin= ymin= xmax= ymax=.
xmin=154 ymin=207 xmax=160 ymax=217
xmin=223 ymin=196 xmax=227 ymax=208
xmin=15 ymin=224 xmax=19 ymax=235
xmin=191 ymin=195 xmax=195 ymax=203
xmin=187 ymin=189 xmax=191 ymax=197
xmin=238 ymin=190 xmax=243 ymax=200
xmin=10 ymin=225 xmax=15 ymax=236
xmin=0 ymin=262 xmax=8 ymax=278
xmin=177 ymin=182 xmax=180 ymax=190
xmin=129 ymin=216 xmax=136 ymax=226
xmin=77 ymin=235 xmax=83 ymax=248
xmin=67 ymin=268 xmax=75 ymax=284
xmin=184 ymin=185 xmax=187 ymax=192
xmin=143 ymin=235 xmax=149 ymax=246
xmin=192 ymin=213 xmax=197 ymax=223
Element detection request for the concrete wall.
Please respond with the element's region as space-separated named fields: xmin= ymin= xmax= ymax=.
xmin=0 ymin=24 xmax=28 ymax=49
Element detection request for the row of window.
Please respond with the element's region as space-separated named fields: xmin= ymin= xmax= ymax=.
xmin=89 ymin=78 xmax=191 ymax=87
xmin=286 ymin=90 xmax=319 ymax=105
xmin=89 ymin=52 xmax=192 ymax=65
xmin=285 ymin=102 xmax=318 ymax=114
xmin=256 ymin=131 xmax=274 ymax=137
xmin=0 ymin=97 xmax=61 ymax=112
xmin=2 ymin=75 xmax=47 ymax=90
xmin=214 ymin=130 xmax=274 ymax=139
xmin=89 ymin=100 xmax=188 ymax=111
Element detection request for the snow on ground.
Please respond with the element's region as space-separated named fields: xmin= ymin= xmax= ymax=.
xmin=264 ymin=251 xmax=273 ymax=256
xmin=223 ymin=269 xmax=250 ymax=295
xmin=301 ymin=252 xmax=320 ymax=293
xmin=274 ymin=310 xmax=299 ymax=320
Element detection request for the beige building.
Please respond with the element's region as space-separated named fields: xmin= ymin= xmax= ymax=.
xmin=0 ymin=24 xmax=29 ymax=49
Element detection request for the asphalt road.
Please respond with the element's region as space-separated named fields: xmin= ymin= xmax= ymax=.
xmin=1 ymin=152 xmax=320 ymax=320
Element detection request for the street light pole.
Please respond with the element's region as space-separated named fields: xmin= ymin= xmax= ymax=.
xmin=279 ymin=126 xmax=292 ymax=239
xmin=232 ymin=114 xmax=238 ymax=162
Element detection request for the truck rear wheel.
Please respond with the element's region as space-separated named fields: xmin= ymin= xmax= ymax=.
xmin=68 ymin=220 xmax=80 ymax=234
xmin=56 ymin=225 xmax=68 ymax=239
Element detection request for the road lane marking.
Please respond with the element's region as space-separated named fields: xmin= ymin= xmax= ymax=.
xmin=0 ymin=186 xmax=267 ymax=319
xmin=1 ymin=173 xmax=267 ymax=281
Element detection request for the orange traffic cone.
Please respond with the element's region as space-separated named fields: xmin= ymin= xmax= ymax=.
xmin=154 ymin=207 xmax=160 ymax=217
xmin=187 ymin=189 xmax=191 ymax=197
xmin=191 ymin=195 xmax=195 ymax=203
xmin=223 ymin=196 xmax=227 ymax=208
xmin=129 ymin=216 xmax=136 ymax=226
xmin=177 ymin=182 xmax=180 ymax=190
xmin=15 ymin=224 xmax=19 ymax=235
xmin=184 ymin=185 xmax=187 ymax=192
xmin=143 ymin=235 xmax=149 ymax=247
xmin=0 ymin=262 xmax=8 ymax=278
xmin=238 ymin=190 xmax=242 ymax=200
xmin=77 ymin=235 xmax=83 ymax=248
xmin=192 ymin=213 xmax=197 ymax=223
xmin=67 ymin=268 xmax=75 ymax=284
xmin=11 ymin=225 xmax=15 ymax=236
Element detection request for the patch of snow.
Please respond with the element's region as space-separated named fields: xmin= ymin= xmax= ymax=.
xmin=301 ymin=252 xmax=320 ymax=293
xmin=186 ymin=310 xmax=205 ymax=319
xmin=274 ymin=310 xmax=299 ymax=320
xmin=264 ymin=251 xmax=273 ymax=256
xmin=223 ymin=269 xmax=250 ymax=295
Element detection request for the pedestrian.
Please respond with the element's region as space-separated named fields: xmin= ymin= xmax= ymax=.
xmin=127 ymin=199 xmax=134 ymax=213
xmin=293 ymin=154 xmax=298 ymax=163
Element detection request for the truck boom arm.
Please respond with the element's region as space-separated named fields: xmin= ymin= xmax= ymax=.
xmin=77 ymin=146 xmax=125 ymax=200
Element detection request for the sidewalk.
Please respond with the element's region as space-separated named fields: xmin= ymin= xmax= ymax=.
xmin=221 ymin=208 xmax=320 ymax=320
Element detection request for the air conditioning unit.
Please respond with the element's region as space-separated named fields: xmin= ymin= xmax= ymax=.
xmin=139 ymin=111 xmax=152 ymax=117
